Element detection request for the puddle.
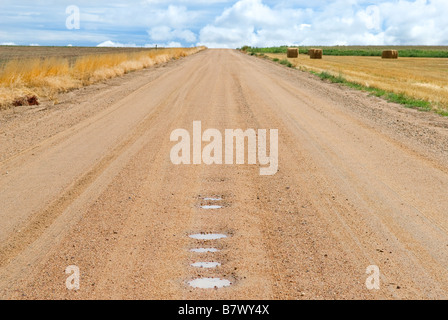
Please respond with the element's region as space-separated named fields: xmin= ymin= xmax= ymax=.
xmin=190 ymin=248 xmax=219 ymax=253
xmin=189 ymin=234 xmax=227 ymax=240
xmin=188 ymin=278 xmax=231 ymax=289
xmin=191 ymin=262 xmax=221 ymax=268
xmin=200 ymin=205 xmax=222 ymax=210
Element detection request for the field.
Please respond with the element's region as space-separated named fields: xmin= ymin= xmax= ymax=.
xmin=0 ymin=46 xmax=205 ymax=109
xmin=0 ymin=46 xmax=167 ymax=65
xmin=261 ymin=52 xmax=448 ymax=115
xmin=245 ymin=46 xmax=448 ymax=58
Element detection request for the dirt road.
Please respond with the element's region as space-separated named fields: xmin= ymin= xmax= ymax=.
xmin=1 ymin=49 xmax=448 ymax=300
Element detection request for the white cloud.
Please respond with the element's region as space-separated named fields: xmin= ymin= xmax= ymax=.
xmin=148 ymin=26 xmax=197 ymax=43
xmin=97 ymin=40 xmax=182 ymax=48
xmin=144 ymin=41 xmax=182 ymax=48
xmin=198 ymin=0 xmax=448 ymax=48
xmin=97 ymin=40 xmax=137 ymax=47
xmin=148 ymin=5 xmax=200 ymax=30
xmin=198 ymin=0 xmax=307 ymax=48
xmin=357 ymin=5 xmax=381 ymax=31
xmin=1 ymin=0 xmax=448 ymax=47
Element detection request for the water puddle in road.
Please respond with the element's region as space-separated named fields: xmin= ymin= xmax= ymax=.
xmin=188 ymin=278 xmax=231 ymax=289
xmin=203 ymin=197 xmax=223 ymax=201
xmin=200 ymin=205 xmax=222 ymax=210
xmin=190 ymin=248 xmax=219 ymax=253
xmin=191 ymin=262 xmax=221 ymax=268
xmin=189 ymin=234 xmax=227 ymax=240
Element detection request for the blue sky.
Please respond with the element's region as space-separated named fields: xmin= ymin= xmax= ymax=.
xmin=1 ymin=0 xmax=448 ymax=48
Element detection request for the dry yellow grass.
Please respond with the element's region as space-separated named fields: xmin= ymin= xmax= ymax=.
xmin=0 ymin=47 xmax=206 ymax=109
xmin=268 ymin=53 xmax=448 ymax=113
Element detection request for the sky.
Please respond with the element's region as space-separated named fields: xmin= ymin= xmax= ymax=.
xmin=1 ymin=0 xmax=448 ymax=48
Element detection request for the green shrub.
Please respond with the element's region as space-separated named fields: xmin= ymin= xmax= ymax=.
xmin=279 ymin=59 xmax=293 ymax=67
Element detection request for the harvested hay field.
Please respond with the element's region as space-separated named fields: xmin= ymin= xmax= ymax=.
xmin=0 ymin=46 xmax=164 ymax=66
xmin=0 ymin=46 xmax=206 ymax=109
xmin=246 ymin=46 xmax=448 ymax=58
xmin=266 ymin=53 xmax=448 ymax=114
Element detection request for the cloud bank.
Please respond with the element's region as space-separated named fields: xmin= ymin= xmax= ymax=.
xmin=0 ymin=0 xmax=447 ymax=48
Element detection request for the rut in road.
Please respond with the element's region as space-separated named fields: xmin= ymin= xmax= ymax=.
xmin=1 ymin=49 xmax=448 ymax=299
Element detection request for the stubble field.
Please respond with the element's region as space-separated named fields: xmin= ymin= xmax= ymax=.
xmin=265 ymin=52 xmax=448 ymax=115
xmin=0 ymin=46 xmax=206 ymax=109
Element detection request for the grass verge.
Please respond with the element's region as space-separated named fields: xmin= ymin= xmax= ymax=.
xmin=309 ymin=71 xmax=448 ymax=116
xmin=279 ymin=59 xmax=294 ymax=68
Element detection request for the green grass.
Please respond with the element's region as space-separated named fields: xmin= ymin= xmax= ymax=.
xmin=243 ymin=46 xmax=448 ymax=58
xmin=279 ymin=59 xmax=293 ymax=68
xmin=309 ymin=70 xmax=445 ymax=115
xmin=316 ymin=71 xmax=345 ymax=83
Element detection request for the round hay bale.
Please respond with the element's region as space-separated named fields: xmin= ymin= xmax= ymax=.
xmin=287 ymin=48 xmax=299 ymax=58
xmin=309 ymin=48 xmax=323 ymax=59
xmin=382 ymin=50 xmax=398 ymax=59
